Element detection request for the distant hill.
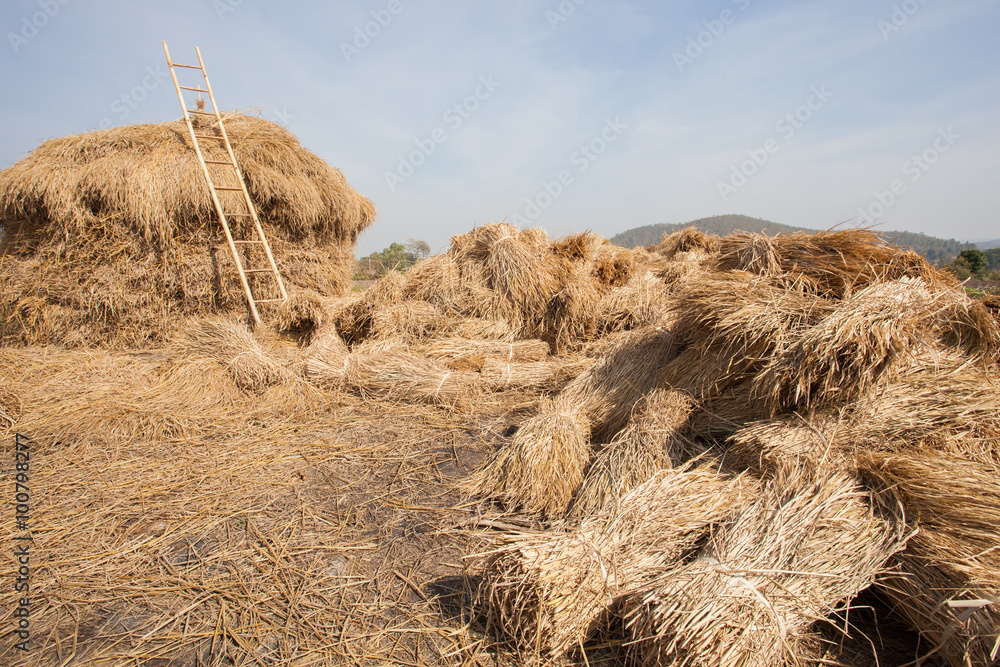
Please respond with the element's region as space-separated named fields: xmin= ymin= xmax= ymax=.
xmin=978 ymin=239 xmax=1000 ymax=250
xmin=611 ymin=215 xmax=806 ymax=247
xmin=610 ymin=214 xmax=978 ymax=262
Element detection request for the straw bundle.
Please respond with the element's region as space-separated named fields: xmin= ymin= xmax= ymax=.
xmin=626 ymin=467 xmax=908 ymax=667
xmin=306 ymin=322 xmax=349 ymax=358
xmin=649 ymin=227 xmax=720 ymax=260
xmin=334 ymin=271 xmax=405 ymax=344
xmin=658 ymin=257 xmax=707 ymax=290
xmin=934 ymin=285 xmax=1000 ymax=361
xmin=559 ymin=326 xmax=681 ymax=441
xmin=753 ymin=278 xmax=934 ymax=413
xmin=478 ymin=465 xmax=756 ymax=659
xmin=551 ymin=231 xmax=607 ymax=263
xmin=400 ymin=252 xmax=466 ymax=313
xmin=275 ymin=291 xmax=327 ymax=338
xmin=458 ymin=320 xmax=521 ymax=345
xmin=544 ymin=259 xmax=603 ymax=352
xmin=0 ymin=114 xmax=374 ymax=347
xmin=715 ymin=232 xmax=781 ymax=277
xmin=725 ymin=412 xmax=848 ymax=475
xmin=684 ymin=380 xmax=772 ymax=442
xmin=764 ymin=229 xmax=942 ymax=298
xmin=845 ymin=349 xmax=1000 ymax=465
xmin=483 ymin=232 xmax=558 ymax=334
xmin=467 ymin=397 xmax=591 ymax=517
xmin=670 ymin=271 xmax=833 ymax=379
xmin=594 ymin=271 xmax=668 ymax=335
xmin=413 ymin=337 xmax=549 ymax=363
xmin=468 ymin=326 xmax=681 ymax=517
xmin=174 ymin=317 xmax=292 ymax=392
xmin=304 ymin=347 xmax=481 ymax=408
xmin=480 ymin=357 xmax=593 ymax=393
xmin=858 ymin=449 xmax=1000 ymax=666
xmin=593 ymin=244 xmax=636 ymax=288
xmin=570 ymin=388 xmax=700 ymax=517
xmin=368 ymin=300 xmax=443 ymax=344
xmin=982 ymin=293 xmax=1000 ymax=323
xmin=518 ymin=226 xmax=551 ymax=248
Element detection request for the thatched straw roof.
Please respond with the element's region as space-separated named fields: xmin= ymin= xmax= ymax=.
xmin=0 ymin=113 xmax=375 ymax=249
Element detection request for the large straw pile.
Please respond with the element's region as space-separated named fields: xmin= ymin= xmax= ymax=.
xmin=336 ymin=222 xmax=667 ymax=354
xmin=471 ymin=225 xmax=1000 ymax=666
xmin=0 ymin=113 xmax=375 ymax=347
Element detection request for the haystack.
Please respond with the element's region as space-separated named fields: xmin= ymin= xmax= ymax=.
xmin=0 ymin=113 xmax=374 ymax=347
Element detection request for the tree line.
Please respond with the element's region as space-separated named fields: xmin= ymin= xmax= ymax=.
xmin=354 ymin=239 xmax=430 ymax=279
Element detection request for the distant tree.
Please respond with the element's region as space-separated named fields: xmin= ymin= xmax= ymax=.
xmin=955 ymin=249 xmax=988 ymax=279
xmin=405 ymin=238 xmax=431 ymax=259
xmin=356 ymin=242 xmax=423 ymax=278
xmin=985 ymin=248 xmax=1000 ymax=272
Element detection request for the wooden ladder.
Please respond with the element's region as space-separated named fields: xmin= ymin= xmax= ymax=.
xmin=162 ymin=41 xmax=287 ymax=325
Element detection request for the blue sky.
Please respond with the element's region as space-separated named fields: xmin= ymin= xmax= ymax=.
xmin=2 ymin=0 xmax=998 ymax=254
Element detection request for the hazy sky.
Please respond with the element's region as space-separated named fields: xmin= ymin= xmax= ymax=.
xmin=2 ymin=0 xmax=998 ymax=254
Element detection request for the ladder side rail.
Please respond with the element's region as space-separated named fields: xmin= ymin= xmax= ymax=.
xmin=163 ymin=41 xmax=263 ymax=325
xmin=195 ymin=47 xmax=289 ymax=301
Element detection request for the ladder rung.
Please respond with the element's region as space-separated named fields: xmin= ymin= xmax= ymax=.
xmin=233 ymin=240 xmax=263 ymax=244
xmin=179 ymin=85 xmax=209 ymax=93
xmin=255 ymin=299 xmax=286 ymax=303
xmin=187 ymin=110 xmax=217 ymax=116
xmin=193 ymin=134 xmax=225 ymax=141
xmin=224 ymin=213 xmax=251 ymax=217
xmin=214 ymin=186 xmax=244 ymax=191
xmin=244 ymin=269 xmax=276 ymax=274
xmin=203 ymin=160 xmax=234 ymax=165
xmin=171 ymin=63 xmax=203 ymax=70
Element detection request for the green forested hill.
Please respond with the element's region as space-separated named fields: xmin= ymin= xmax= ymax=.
xmin=610 ymin=215 xmax=978 ymax=262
